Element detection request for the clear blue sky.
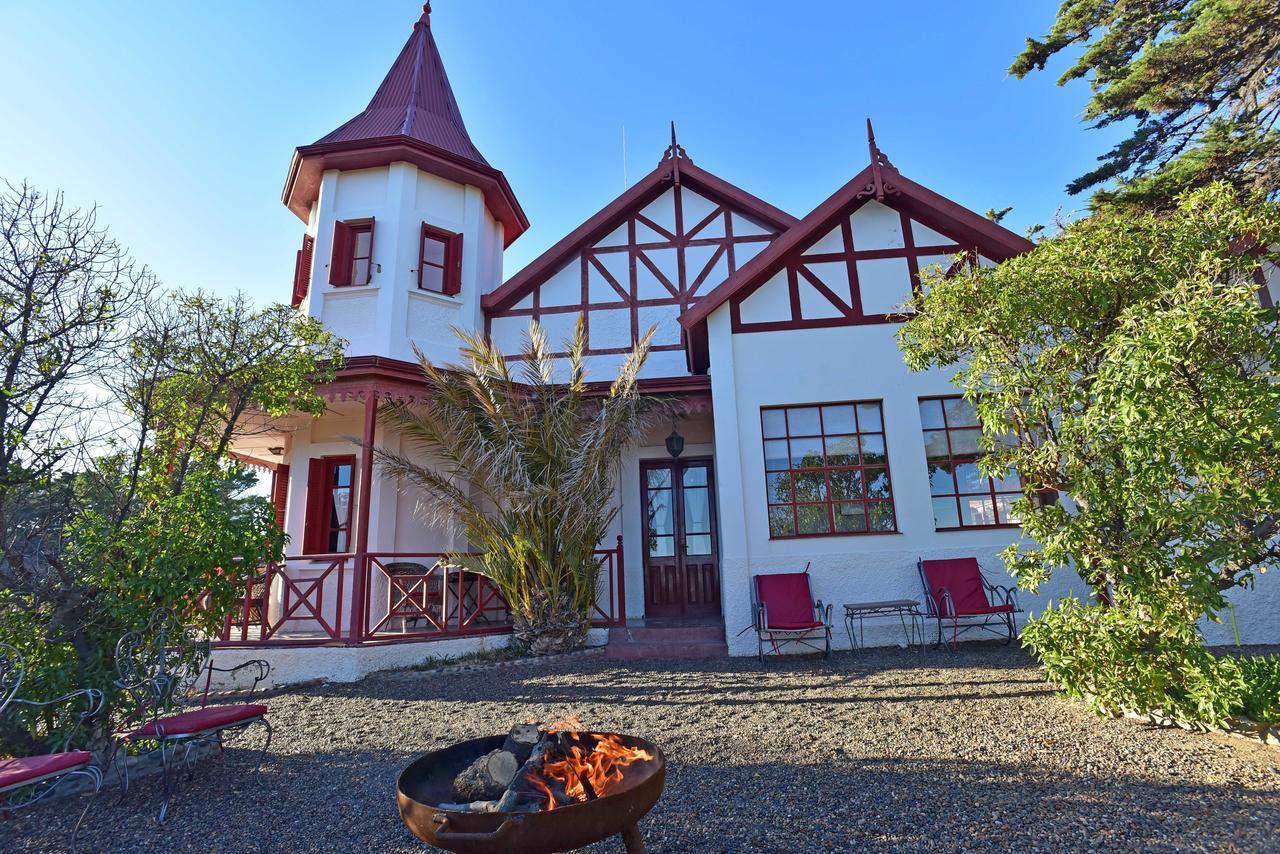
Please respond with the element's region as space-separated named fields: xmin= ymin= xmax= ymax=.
xmin=0 ymin=1 xmax=1117 ymax=306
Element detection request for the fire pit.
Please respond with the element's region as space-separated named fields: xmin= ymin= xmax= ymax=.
xmin=397 ymin=724 xmax=665 ymax=854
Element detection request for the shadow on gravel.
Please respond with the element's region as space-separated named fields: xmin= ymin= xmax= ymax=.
xmin=7 ymin=646 xmax=1277 ymax=853
xmin=637 ymin=756 xmax=1280 ymax=851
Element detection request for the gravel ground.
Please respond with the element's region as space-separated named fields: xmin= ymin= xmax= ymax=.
xmin=5 ymin=645 xmax=1279 ymax=853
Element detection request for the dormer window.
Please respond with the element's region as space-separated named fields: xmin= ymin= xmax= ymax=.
xmin=419 ymin=223 xmax=463 ymax=295
xmin=329 ymin=218 xmax=375 ymax=287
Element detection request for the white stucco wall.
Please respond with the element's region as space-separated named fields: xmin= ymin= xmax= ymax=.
xmin=302 ymin=163 xmax=503 ymax=366
xmin=704 ymin=305 xmax=1280 ymax=652
xmin=707 ymin=307 xmax=1075 ymax=655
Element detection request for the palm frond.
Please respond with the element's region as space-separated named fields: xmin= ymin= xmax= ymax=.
xmin=372 ymin=314 xmax=656 ymax=635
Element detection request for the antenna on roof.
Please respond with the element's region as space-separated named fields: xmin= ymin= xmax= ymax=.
xmin=622 ymin=125 xmax=628 ymax=190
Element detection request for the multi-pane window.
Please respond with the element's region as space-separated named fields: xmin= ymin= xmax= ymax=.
xmin=329 ymin=219 xmax=375 ymax=287
xmin=303 ymin=456 xmax=355 ymax=554
xmin=919 ymin=396 xmax=1021 ymax=529
xmin=762 ymin=402 xmax=897 ymax=538
xmin=419 ymin=223 xmax=463 ymax=295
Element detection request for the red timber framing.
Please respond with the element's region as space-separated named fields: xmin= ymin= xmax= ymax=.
xmin=483 ymin=133 xmax=797 ymax=365
xmin=680 ymin=121 xmax=1036 ymax=373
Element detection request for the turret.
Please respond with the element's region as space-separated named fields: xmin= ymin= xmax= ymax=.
xmin=281 ymin=3 xmax=526 ymax=363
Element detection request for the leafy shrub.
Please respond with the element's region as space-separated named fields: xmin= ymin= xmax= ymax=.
xmin=1234 ymin=655 xmax=1280 ymax=724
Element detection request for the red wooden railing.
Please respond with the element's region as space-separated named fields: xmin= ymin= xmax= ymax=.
xmin=216 ymin=537 xmax=625 ymax=648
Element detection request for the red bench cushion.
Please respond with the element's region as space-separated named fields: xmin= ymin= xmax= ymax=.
xmin=0 ymin=751 xmax=92 ymax=790
xmin=755 ymin=572 xmax=819 ymax=629
xmin=128 ymin=704 xmax=267 ymax=739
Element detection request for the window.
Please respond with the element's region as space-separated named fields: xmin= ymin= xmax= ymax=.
xmin=919 ymin=396 xmax=1021 ymax=529
xmin=292 ymin=235 xmax=314 ymax=306
xmin=419 ymin=223 xmax=463 ymax=295
xmin=761 ymin=401 xmax=897 ymax=538
xmin=303 ymin=456 xmax=355 ymax=554
xmin=329 ymin=219 xmax=375 ymax=287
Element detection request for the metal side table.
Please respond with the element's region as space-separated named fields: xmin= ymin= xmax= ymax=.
xmin=843 ymin=600 xmax=923 ymax=651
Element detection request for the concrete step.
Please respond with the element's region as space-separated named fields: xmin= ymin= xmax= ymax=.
xmin=605 ymin=640 xmax=728 ymax=660
xmin=608 ymin=624 xmax=725 ymax=644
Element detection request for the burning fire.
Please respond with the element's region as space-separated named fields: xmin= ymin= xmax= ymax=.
xmin=528 ymin=717 xmax=654 ymax=811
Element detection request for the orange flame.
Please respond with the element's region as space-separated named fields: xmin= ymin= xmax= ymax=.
xmin=530 ymin=730 xmax=653 ymax=811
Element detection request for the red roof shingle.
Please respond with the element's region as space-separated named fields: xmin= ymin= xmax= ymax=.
xmin=314 ymin=5 xmax=488 ymax=169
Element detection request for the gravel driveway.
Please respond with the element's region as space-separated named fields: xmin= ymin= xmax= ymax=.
xmin=5 ymin=645 xmax=1279 ymax=852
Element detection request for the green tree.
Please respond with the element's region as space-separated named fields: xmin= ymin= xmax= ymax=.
xmin=898 ymin=184 xmax=1280 ymax=724
xmin=0 ymin=182 xmax=345 ymax=752
xmin=1013 ymin=0 xmax=1280 ymax=207
xmin=374 ymin=319 xmax=657 ymax=655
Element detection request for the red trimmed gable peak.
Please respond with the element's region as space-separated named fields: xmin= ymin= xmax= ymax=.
xmin=313 ymin=3 xmax=488 ymax=169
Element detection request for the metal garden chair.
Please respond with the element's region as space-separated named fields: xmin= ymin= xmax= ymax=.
xmin=917 ymin=557 xmax=1022 ymax=650
xmin=0 ymin=643 xmax=105 ymax=850
xmin=751 ymin=566 xmax=833 ymax=661
xmin=113 ymin=608 xmax=272 ymax=822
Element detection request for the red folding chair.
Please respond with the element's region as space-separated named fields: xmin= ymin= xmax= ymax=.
xmin=917 ymin=557 xmax=1021 ymax=650
xmin=752 ymin=567 xmax=833 ymax=661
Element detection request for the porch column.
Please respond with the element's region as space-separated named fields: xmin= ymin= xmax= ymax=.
xmin=348 ymin=390 xmax=378 ymax=643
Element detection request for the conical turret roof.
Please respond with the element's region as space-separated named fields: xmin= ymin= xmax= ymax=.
xmin=314 ymin=3 xmax=488 ymax=168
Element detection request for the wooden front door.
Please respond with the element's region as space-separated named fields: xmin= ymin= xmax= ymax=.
xmin=641 ymin=457 xmax=720 ymax=619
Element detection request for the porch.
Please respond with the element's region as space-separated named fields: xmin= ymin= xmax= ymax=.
xmin=227 ymin=359 xmax=723 ymax=664
xmin=213 ymin=542 xmax=626 ymax=648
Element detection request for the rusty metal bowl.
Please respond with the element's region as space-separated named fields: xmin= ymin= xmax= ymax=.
xmin=397 ymin=733 xmax=665 ymax=854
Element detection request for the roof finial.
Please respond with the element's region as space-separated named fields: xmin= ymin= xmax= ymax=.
xmin=417 ymin=2 xmax=432 ymax=28
xmin=866 ymin=117 xmax=896 ymax=201
xmin=659 ymin=120 xmax=692 ymax=177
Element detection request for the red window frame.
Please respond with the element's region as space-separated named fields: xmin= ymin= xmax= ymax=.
xmin=419 ymin=223 xmax=463 ymax=295
xmin=919 ymin=396 xmax=1021 ymax=530
xmin=329 ymin=218 xmax=375 ymax=287
xmin=302 ymin=455 xmax=356 ymax=555
xmin=761 ymin=400 xmax=898 ymax=539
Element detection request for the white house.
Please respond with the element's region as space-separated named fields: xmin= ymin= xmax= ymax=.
xmin=223 ymin=6 xmax=1280 ymax=682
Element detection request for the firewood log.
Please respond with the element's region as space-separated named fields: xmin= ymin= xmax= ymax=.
xmin=502 ymin=723 xmax=542 ymax=763
xmin=494 ymin=736 xmax=559 ymax=812
xmin=437 ymin=800 xmax=499 ymax=813
xmin=452 ymin=749 xmax=518 ymax=801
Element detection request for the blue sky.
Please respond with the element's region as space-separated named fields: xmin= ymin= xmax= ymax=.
xmin=0 ymin=1 xmax=1117 ymax=306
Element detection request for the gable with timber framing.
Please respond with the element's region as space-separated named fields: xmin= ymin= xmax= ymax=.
xmin=483 ymin=145 xmax=796 ymax=379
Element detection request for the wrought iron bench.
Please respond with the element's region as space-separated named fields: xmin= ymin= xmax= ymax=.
xmin=113 ymin=609 xmax=272 ymax=822
xmin=0 ymin=643 xmax=105 ymax=850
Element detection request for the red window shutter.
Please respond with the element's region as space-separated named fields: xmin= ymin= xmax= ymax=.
xmin=292 ymin=236 xmax=314 ymax=306
xmin=329 ymin=221 xmax=353 ymax=286
xmin=302 ymin=458 xmax=327 ymax=554
xmin=362 ymin=218 xmax=375 ymax=285
xmin=271 ymin=464 xmax=290 ymax=531
xmin=443 ymin=232 xmax=464 ymax=295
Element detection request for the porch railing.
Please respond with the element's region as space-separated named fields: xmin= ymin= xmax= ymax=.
xmin=216 ymin=536 xmax=625 ymax=648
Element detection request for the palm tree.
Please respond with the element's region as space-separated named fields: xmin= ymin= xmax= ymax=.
xmin=373 ymin=318 xmax=657 ymax=654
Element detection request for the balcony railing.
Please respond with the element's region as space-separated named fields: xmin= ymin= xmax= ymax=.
xmin=215 ymin=537 xmax=625 ymax=648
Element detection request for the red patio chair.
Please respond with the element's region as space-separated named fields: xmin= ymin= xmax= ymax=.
xmin=0 ymin=643 xmax=105 ymax=850
xmin=752 ymin=566 xmax=833 ymax=661
xmin=917 ymin=557 xmax=1022 ymax=650
xmin=112 ymin=609 xmax=272 ymax=823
